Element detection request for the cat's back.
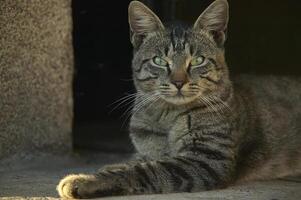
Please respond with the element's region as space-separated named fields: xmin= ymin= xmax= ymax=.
xmin=233 ymin=74 xmax=301 ymax=133
xmin=233 ymin=74 xmax=301 ymax=181
xmin=233 ymin=74 xmax=301 ymax=109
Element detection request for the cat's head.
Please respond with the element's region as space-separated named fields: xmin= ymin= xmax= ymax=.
xmin=128 ymin=0 xmax=231 ymax=106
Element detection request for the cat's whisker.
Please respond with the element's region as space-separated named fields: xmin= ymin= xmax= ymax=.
xmin=108 ymin=93 xmax=141 ymax=114
xmin=109 ymin=96 xmax=137 ymax=114
xmin=208 ymin=94 xmax=232 ymax=114
xmin=206 ymin=96 xmax=225 ymax=120
xmin=202 ymin=97 xmax=219 ymax=119
xmin=132 ymin=95 xmax=160 ymax=118
xmin=120 ymin=93 xmax=151 ymax=122
xmin=122 ymin=96 xmax=157 ymax=127
xmin=134 ymin=93 xmax=160 ymax=113
xmin=200 ymin=96 xmax=224 ymax=121
xmin=195 ymin=84 xmax=232 ymax=116
xmin=120 ymin=102 xmax=136 ymax=124
xmin=206 ymin=95 xmax=226 ymax=115
xmin=198 ymin=98 xmax=218 ymax=123
xmin=108 ymin=93 xmax=138 ymax=107
xmin=121 ymin=92 xmax=160 ymax=127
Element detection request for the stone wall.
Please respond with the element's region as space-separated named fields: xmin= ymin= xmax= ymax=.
xmin=0 ymin=0 xmax=73 ymax=159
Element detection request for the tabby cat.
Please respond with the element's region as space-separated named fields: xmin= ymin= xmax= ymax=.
xmin=57 ymin=0 xmax=301 ymax=198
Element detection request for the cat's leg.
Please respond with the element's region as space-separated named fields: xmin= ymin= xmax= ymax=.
xmin=57 ymin=143 xmax=236 ymax=198
xmin=98 ymin=153 xmax=151 ymax=172
xmin=57 ymin=153 xmax=152 ymax=199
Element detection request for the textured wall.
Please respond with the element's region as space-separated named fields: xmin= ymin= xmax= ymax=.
xmin=0 ymin=0 xmax=73 ymax=158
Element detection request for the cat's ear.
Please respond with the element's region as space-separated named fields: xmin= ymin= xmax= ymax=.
xmin=128 ymin=1 xmax=164 ymax=47
xmin=193 ymin=0 xmax=229 ymax=46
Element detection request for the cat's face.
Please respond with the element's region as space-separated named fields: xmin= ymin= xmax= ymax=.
xmin=129 ymin=0 xmax=230 ymax=105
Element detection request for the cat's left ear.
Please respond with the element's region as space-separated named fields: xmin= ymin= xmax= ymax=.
xmin=193 ymin=0 xmax=229 ymax=46
xmin=128 ymin=1 xmax=165 ymax=48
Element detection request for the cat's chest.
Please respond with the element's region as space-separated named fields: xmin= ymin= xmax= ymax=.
xmin=130 ymin=108 xmax=182 ymax=158
xmin=147 ymin=107 xmax=181 ymax=132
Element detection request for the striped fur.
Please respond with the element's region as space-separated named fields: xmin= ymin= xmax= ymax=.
xmin=57 ymin=0 xmax=301 ymax=198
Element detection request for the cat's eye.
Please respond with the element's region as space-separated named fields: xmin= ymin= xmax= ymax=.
xmin=190 ymin=56 xmax=205 ymax=66
xmin=152 ymin=56 xmax=168 ymax=67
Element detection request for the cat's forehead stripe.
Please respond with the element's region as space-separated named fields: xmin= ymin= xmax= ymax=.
xmin=170 ymin=27 xmax=187 ymax=52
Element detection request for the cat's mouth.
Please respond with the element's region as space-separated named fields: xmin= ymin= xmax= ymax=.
xmin=160 ymin=92 xmax=200 ymax=105
xmin=175 ymin=91 xmax=185 ymax=97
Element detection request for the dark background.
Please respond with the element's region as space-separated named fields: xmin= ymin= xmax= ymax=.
xmin=72 ymin=0 xmax=301 ymax=152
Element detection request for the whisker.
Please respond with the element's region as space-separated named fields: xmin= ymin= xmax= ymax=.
xmin=108 ymin=93 xmax=139 ymax=113
xmin=196 ymin=83 xmax=232 ymax=115
xmin=108 ymin=93 xmax=138 ymax=107
xmin=199 ymin=98 xmax=217 ymax=123
xmin=121 ymin=92 xmax=160 ymax=128
xmin=200 ymin=96 xmax=224 ymax=122
xmin=207 ymin=94 xmax=232 ymax=114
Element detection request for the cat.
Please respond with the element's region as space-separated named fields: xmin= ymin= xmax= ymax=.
xmin=57 ymin=0 xmax=301 ymax=198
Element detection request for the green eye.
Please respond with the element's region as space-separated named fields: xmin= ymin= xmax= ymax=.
xmin=153 ymin=57 xmax=168 ymax=67
xmin=190 ymin=56 xmax=205 ymax=66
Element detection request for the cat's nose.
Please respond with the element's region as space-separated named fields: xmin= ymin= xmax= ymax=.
xmin=170 ymin=69 xmax=188 ymax=90
xmin=172 ymin=81 xmax=185 ymax=90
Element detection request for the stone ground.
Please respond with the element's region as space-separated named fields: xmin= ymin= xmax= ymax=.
xmin=0 ymin=151 xmax=301 ymax=200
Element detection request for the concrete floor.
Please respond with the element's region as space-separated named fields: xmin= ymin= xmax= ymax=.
xmin=0 ymin=152 xmax=301 ymax=200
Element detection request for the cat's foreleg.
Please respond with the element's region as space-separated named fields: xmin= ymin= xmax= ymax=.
xmin=57 ymin=153 xmax=235 ymax=198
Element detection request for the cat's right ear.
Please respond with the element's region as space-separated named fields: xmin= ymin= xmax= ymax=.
xmin=128 ymin=1 xmax=164 ymax=48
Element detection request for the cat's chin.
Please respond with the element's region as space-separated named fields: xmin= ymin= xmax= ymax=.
xmin=161 ymin=95 xmax=199 ymax=106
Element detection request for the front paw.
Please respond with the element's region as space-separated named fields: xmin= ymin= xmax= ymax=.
xmin=57 ymin=173 xmax=130 ymax=199
xmin=57 ymin=174 xmax=98 ymax=199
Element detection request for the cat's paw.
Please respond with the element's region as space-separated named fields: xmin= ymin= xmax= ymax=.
xmin=57 ymin=174 xmax=98 ymax=199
